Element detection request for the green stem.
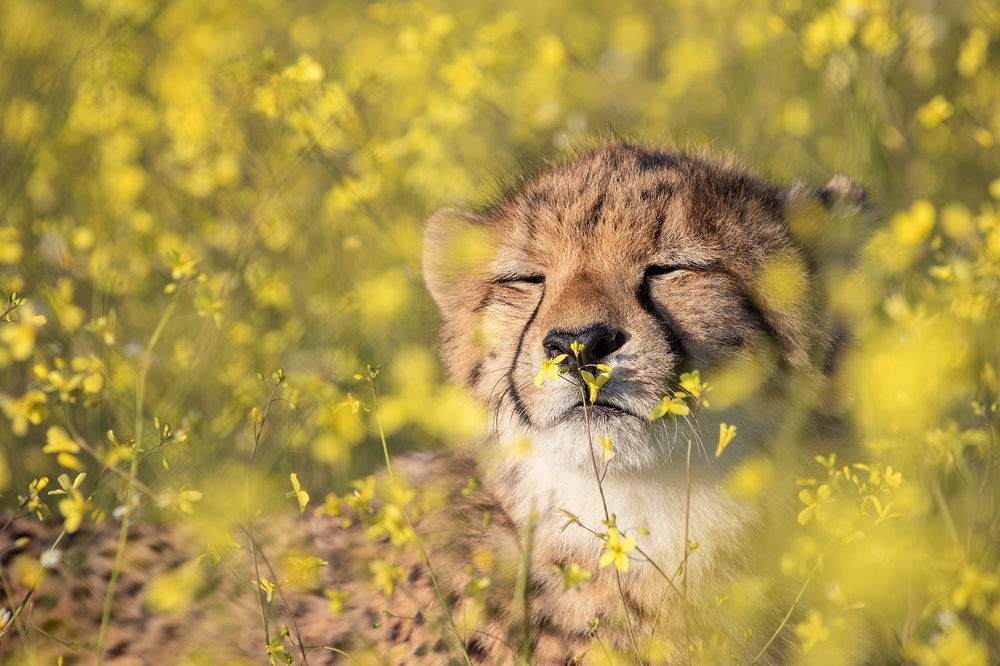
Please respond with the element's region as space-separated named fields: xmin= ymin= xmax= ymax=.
xmin=967 ymin=419 xmax=996 ymax=562
xmin=302 ymin=646 xmax=362 ymax=664
xmin=368 ymin=376 xmax=473 ymax=666
xmin=736 ymin=629 xmax=752 ymax=666
xmin=249 ymin=536 xmax=310 ymax=666
xmin=62 ymin=404 xmax=157 ymax=498
xmin=369 ymin=377 xmax=392 ymax=480
xmin=0 ymin=526 xmax=70 ymax=650
xmin=578 ymin=379 xmax=610 ymax=523
xmin=680 ymin=402 xmax=700 ymax=666
xmin=633 ymin=544 xmax=683 ymax=597
xmin=96 ymin=292 xmax=179 ymax=665
xmin=515 ymin=512 xmax=534 ymax=663
xmin=572 ymin=355 xmax=641 ymax=663
xmin=246 ymin=381 xmax=280 ymax=651
xmin=0 ymin=502 xmax=28 ymax=537
xmin=749 ymin=557 xmax=821 ymax=665
xmin=0 ymin=562 xmax=36 ymax=664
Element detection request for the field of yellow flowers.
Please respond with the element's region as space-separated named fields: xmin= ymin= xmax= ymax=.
xmin=1 ymin=0 xmax=998 ymax=663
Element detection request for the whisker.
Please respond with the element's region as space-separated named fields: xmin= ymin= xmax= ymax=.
xmin=486 ymin=368 xmax=512 ymax=412
xmin=491 ymin=384 xmax=514 ymax=441
xmin=499 ymin=377 xmax=544 ymax=438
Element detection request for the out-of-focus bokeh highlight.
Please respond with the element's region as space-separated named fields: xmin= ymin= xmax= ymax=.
xmin=1 ymin=0 xmax=999 ymax=663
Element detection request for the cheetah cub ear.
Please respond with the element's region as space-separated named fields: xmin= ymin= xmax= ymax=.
xmin=422 ymin=208 xmax=497 ymax=322
xmin=784 ymin=175 xmax=868 ymax=259
xmin=815 ymin=174 xmax=867 ymax=212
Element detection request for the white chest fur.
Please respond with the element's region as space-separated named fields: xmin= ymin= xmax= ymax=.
xmin=498 ymin=453 xmax=752 ymax=605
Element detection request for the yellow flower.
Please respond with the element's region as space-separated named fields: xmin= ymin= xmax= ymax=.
xmin=534 ymin=354 xmax=567 ymax=387
xmin=891 ymin=199 xmax=935 ymax=246
xmin=0 ymin=311 xmax=46 ymax=361
xmin=649 ymin=395 xmax=689 ymax=419
xmin=0 ymin=227 xmax=23 ymax=264
xmin=21 ymin=476 xmax=49 ymax=519
xmin=366 ymin=503 xmax=413 ymax=546
xmin=598 ymin=434 xmax=615 ymax=463
xmin=282 ymin=54 xmax=325 ymax=84
xmin=286 ymin=473 xmax=309 ymax=513
xmin=58 ymin=490 xmax=89 ymax=533
xmin=162 ymin=250 xmax=199 ymax=282
xmin=0 ymin=390 xmax=48 ymax=436
xmin=252 ymin=85 xmax=277 ymax=118
xmin=953 ymin=566 xmax=1000 ymax=615
xmin=255 ymin=577 xmax=277 ymax=604
xmin=957 ymin=28 xmax=989 ymax=78
xmin=369 ymin=559 xmax=404 ymax=597
xmin=174 ymin=485 xmax=203 ymax=514
xmin=266 ymin=635 xmax=293 ymax=665
xmin=464 ymin=565 xmax=491 ymax=602
xmin=325 ymin=589 xmax=350 ymax=616
xmin=802 ymin=7 xmax=856 ymax=67
xmin=195 ymin=533 xmax=242 ymax=567
xmin=314 ymin=493 xmax=342 ymax=517
xmin=42 ymin=425 xmax=83 ymax=469
xmin=678 ymin=370 xmax=710 ymax=401
xmin=599 ymin=528 xmax=636 ymax=573
xmin=342 ymin=392 xmax=368 ymax=414
xmin=553 ymin=562 xmax=592 ymax=591
xmin=796 ymin=609 xmax=829 ymax=652
xmin=797 ymin=485 xmax=832 ymax=525
xmin=285 ymin=555 xmax=328 ymax=585
xmin=883 ymin=466 xmax=902 ymax=490
xmin=43 ymin=426 xmax=79 ymax=454
xmin=345 ymin=476 xmax=376 ymax=513
xmin=580 ymin=369 xmax=611 ymax=402
xmin=715 ymin=423 xmax=736 ymax=458
xmin=144 ymin=563 xmax=203 ymax=614
xmin=915 ymin=95 xmax=954 ymax=129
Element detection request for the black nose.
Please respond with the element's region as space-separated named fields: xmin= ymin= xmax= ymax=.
xmin=543 ymin=325 xmax=626 ymax=368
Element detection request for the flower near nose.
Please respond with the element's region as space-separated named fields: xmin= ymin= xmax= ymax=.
xmin=580 ymin=368 xmax=613 ymax=402
xmin=534 ymin=354 xmax=568 ymax=386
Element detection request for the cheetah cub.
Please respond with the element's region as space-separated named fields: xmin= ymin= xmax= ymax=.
xmin=1 ymin=142 xmax=861 ymax=665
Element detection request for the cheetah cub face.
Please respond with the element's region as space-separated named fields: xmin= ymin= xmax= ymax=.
xmin=424 ymin=144 xmax=853 ymax=487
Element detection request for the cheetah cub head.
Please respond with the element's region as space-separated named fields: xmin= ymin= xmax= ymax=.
xmin=424 ymin=143 xmax=860 ymax=485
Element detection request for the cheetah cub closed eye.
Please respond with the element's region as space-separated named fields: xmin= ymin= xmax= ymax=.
xmin=1 ymin=142 xmax=862 ymax=665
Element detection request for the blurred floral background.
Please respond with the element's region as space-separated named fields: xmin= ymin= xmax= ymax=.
xmin=1 ymin=0 xmax=999 ymax=663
